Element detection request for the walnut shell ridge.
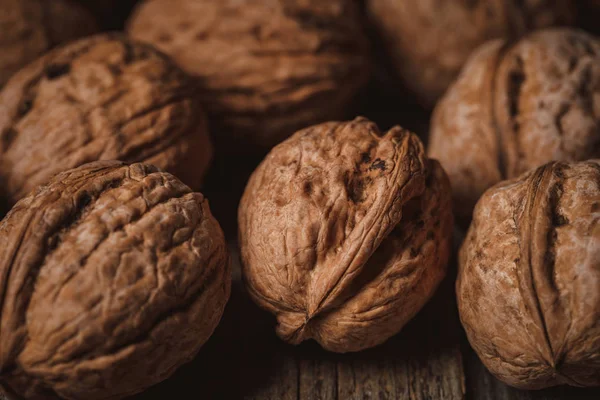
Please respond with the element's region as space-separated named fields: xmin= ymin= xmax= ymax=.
xmin=0 ymin=161 xmax=231 ymax=400
xmin=367 ymin=0 xmax=575 ymax=107
xmin=239 ymin=117 xmax=453 ymax=353
xmin=127 ymin=0 xmax=371 ymax=150
xmin=0 ymin=34 xmax=213 ymax=206
xmin=458 ymin=160 xmax=600 ymax=389
xmin=0 ymin=0 xmax=98 ymax=87
xmin=429 ymin=28 xmax=600 ymax=226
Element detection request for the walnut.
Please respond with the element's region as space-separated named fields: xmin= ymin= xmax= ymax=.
xmin=0 ymin=0 xmax=98 ymax=88
xmin=0 ymin=34 xmax=213 ymax=206
xmin=127 ymin=0 xmax=370 ymax=150
xmin=367 ymin=0 xmax=575 ymax=106
xmin=238 ymin=117 xmax=453 ymax=352
xmin=0 ymin=160 xmax=230 ymax=400
xmin=429 ymin=28 xmax=600 ymax=226
xmin=458 ymin=160 xmax=600 ymax=389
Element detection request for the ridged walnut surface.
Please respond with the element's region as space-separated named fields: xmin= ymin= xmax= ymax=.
xmin=0 ymin=0 xmax=97 ymax=87
xmin=239 ymin=117 xmax=453 ymax=353
xmin=458 ymin=160 xmax=600 ymax=389
xmin=429 ymin=28 xmax=600 ymax=225
xmin=127 ymin=0 xmax=370 ymax=149
xmin=0 ymin=34 xmax=213 ymax=206
xmin=0 ymin=161 xmax=230 ymax=400
xmin=368 ymin=0 xmax=574 ymax=107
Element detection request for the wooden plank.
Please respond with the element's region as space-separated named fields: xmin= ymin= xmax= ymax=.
xmin=298 ymin=346 xmax=337 ymax=400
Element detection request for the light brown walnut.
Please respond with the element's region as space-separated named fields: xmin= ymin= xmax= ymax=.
xmin=127 ymin=0 xmax=371 ymax=150
xmin=458 ymin=160 xmax=600 ymax=389
xmin=429 ymin=28 xmax=600 ymax=226
xmin=367 ymin=0 xmax=575 ymax=106
xmin=0 ymin=0 xmax=98 ymax=87
xmin=0 ymin=34 xmax=213 ymax=206
xmin=239 ymin=117 xmax=453 ymax=352
xmin=0 ymin=161 xmax=230 ymax=400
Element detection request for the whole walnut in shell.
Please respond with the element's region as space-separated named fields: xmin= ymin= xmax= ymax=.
xmin=0 ymin=0 xmax=98 ymax=87
xmin=127 ymin=0 xmax=370 ymax=150
xmin=429 ymin=28 xmax=600 ymax=226
xmin=367 ymin=0 xmax=575 ymax=106
xmin=458 ymin=160 xmax=600 ymax=389
xmin=239 ymin=117 xmax=453 ymax=352
xmin=0 ymin=161 xmax=230 ymax=400
xmin=0 ymin=34 xmax=213 ymax=206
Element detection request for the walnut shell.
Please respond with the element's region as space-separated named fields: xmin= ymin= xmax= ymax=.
xmin=127 ymin=0 xmax=370 ymax=150
xmin=0 ymin=34 xmax=213 ymax=206
xmin=458 ymin=160 xmax=600 ymax=389
xmin=0 ymin=0 xmax=98 ymax=88
xmin=0 ymin=161 xmax=230 ymax=400
xmin=429 ymin=28 xmax=600 ymax=226
xmin=238 ymin=117 xmax=453 ymax=352
xmin=367 ymin=0 xmax=575 ymax=106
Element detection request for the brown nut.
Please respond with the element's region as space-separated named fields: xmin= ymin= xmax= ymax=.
xmin=458 ymin=160 xmax=600 ymax=389
xmin=238 ymin=117 xmax=453 ymax=352
xmin=0 ymin=161 xmax=231 ymax=400
xmin=127 ymin=0 xmax=370 ymax=150
xmin=367 ymin=0 xmax=575 ymax=106
xmin=0 ymin=0 xmax=98 ymax=88
xmin=0 ymin=34 xmax=213 ymax=205
xmin=429 ymin=28 xmax=600 ymax=226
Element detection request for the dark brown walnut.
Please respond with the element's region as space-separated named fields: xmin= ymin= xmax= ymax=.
xmin=429 ymin=28 xmax=600 ymax=226
xmin=367 ymin=0 xmax=575 ymax=107
xmin=0 ymin=161 xmax=230 ymax=400
xmin=238 ymin=117 xmax=453 ymax=352
xmin=458 ymin=160 xmax=600 ymax=389
xmin=0 ymin=0 xmax=98 ymax=88
xmin=127 ymin=0 xmax=370 ymax=150
xmin=0 ymin=34 xmax=213 ymax=206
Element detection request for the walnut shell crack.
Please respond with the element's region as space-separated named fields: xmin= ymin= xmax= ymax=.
xmin=429 ymin=28 xmax=600 ymax=225
xmin=239 ymin=117 xmax=453 ymax=352
xmin=0 ymin=34 xmax=213 ymax=205
xmin=458 ymin=160 xmax=600 ymax=389
xmin=127 ymin=0 xmax=371 ymax=150
xmin=367 ymin=0 xmax=575 ymax=106
xmin=0 ymin=161 xmax=230 ymax=400
xmin=0 ymin=0 xmax=98 ymax=88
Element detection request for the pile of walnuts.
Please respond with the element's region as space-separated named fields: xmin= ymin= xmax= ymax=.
xmin=0 ymin=0 xmax=598 ymax=398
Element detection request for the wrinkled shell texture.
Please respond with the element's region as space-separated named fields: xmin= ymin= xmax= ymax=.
xmin=368 ymin=0 xmax=575 ymax=106
xmin=458 ymin=160 xmax=600 ymax=389
xmin=128 ymin=0 xmax=370 ymax=149
xmin=0 ymin=34 xmax=213 ymax=206
xmin=429 ymin=28 xmax=600 ymax=225
xmin=239 ymin=117 xmax=453 ymax=353
xmin=0 ymin=0 xmax=97 ymax=87
xmin=0 ymin=161 xmax=230 ymax=400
